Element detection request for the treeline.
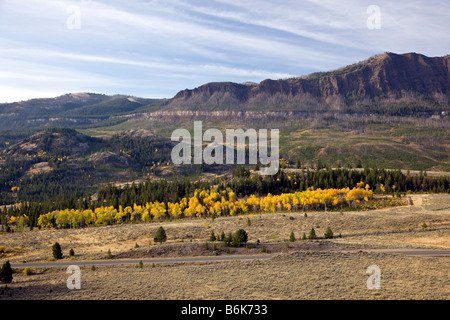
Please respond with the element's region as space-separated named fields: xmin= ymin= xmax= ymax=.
xmin=35 ymin=186 xmax=374 ymax=230
xmin=83 ymin=167 xmax=449 ymax=210
xmin=222 ymin=167 xmax=449 ymax=198
xmin=1 ymin=167 xmax=449 ymax=230
xmin=95 ymin=178 xmax=213 ymax=209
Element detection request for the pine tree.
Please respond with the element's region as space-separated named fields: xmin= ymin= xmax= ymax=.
xmin=324 ymin=227 xmax=334 ymax=239
xmin=232 ymin=229 xmax=248 ymax=247
xmin=209 ymin=230 xmax=216 ymax=242
xmin=289 ymin=231 xmax=296 ymax=242
xmin=52 ymin=242 xmax=63 ymax=259
xmin=224 ymin=232 xmax=233 ymax=246
xmin=0 ymin=261 xmax=13 ymax=284
xmin=154 ymin=226 xmax=167 ymax=244
xmin=308 ymin=228 xmax=317 ymax=240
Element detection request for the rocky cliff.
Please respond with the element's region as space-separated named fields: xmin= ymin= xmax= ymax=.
xmin=168 ymin=52 xmax=450 ymax=112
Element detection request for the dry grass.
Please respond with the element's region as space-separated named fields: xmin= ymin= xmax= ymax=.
xmin=1 ymin=193 xmax=449 ymax=300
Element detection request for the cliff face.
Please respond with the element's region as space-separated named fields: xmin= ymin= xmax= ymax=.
xmin=168 ymin=52 xmax=450 ymax=111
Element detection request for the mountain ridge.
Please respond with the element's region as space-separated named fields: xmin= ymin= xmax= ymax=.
xmin=0 ymin=52 xmax=448 ymax=131
xmin=168 ymin=52 xmax=450 ymax=111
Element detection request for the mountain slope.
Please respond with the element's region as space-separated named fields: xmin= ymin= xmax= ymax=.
xmin=0 ymin=52 xmax=448 ymax=171
xmin=168 ymin=52 xmax=450 ymax=113
xmin=1 ymin=128 xmax=100 ymax=159
xmin=0 ymin=93 xmax=165 ymax=131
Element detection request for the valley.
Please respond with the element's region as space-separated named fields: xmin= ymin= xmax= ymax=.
xmin=0 ymin=194 xmax=449 ymax=300
xmin=0 ymin=51 xmax=449 ymax=301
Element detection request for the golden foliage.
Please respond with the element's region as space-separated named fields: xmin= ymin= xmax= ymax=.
xmin=37 ymin=187 xmax=374 ymax=229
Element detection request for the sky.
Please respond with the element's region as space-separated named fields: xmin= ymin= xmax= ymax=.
xmin=0 ymin=0 xmax=449 ymax=103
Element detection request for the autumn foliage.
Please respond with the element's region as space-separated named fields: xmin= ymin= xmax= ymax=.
xmin=34 ymin=186 xmax=373 ymax=229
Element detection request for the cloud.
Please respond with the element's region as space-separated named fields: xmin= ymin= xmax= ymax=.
xmin=0 ymin=0 xmax=449 ymax=102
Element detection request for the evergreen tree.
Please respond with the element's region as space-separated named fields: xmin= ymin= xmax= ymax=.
xmin=154 ymin=226 xmax=167 ymax=244
xmin=224 ymin=232 xmax=233 ymax=247
xmin=52 ymin=242 xmax=63 ymax=259
xmin=233 ymin=229 xmax=248 ymax=245
xmin=324 ymin=227 xmax=334 ymax=239
xmin=0 ymin=261 xmax=13 ymax=284
xmin=209 ymin=230 xmax=216 ymax=242
xmin=308 ymin=228 xmax=317 ymax=240
xmin=289 ymin=231 xmax=296 ymax=242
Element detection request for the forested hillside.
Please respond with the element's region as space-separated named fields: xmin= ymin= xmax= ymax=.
xmin=0 ymin=52 xmax=449 ymax=229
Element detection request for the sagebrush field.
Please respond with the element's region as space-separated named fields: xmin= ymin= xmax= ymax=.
xmin=1 ymin=193 xmax=448 ymax=300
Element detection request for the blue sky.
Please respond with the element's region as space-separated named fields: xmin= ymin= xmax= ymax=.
xmin=0 ymin=0 xmax=449 ymax=102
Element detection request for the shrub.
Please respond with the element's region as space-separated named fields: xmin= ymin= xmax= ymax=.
xmin=154 ymin=226 xmax=167 ymax=244
xmin=0 ymin=261 xmax=13 ymax=284
xmin=106 ymin=249 xmax=113 ymax=259
xmin=23 ymin=267 xmax=32 ymax=276
xmin=308 ymin=228 xmax=317 ymax=240
xmin=224 ymin=232 xmax=233 ymax=247
xmin=289 ymin=231 xmax=296 ymax=242
xmin=324 ymin=227 xmax=334 ymax=239
xmin=69 ymin=248 xmax=75 ymax=257
xmin=231 ymin=235 xmax=241 ymax=247
xmin=52 ymin=242 xmax=63 ymax=260
xmin=232 ymin=229 xmax=248 ymax=247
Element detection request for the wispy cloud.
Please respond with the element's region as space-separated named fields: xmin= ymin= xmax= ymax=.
xmin=0 ymin=0 xmax=448 ymax=102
